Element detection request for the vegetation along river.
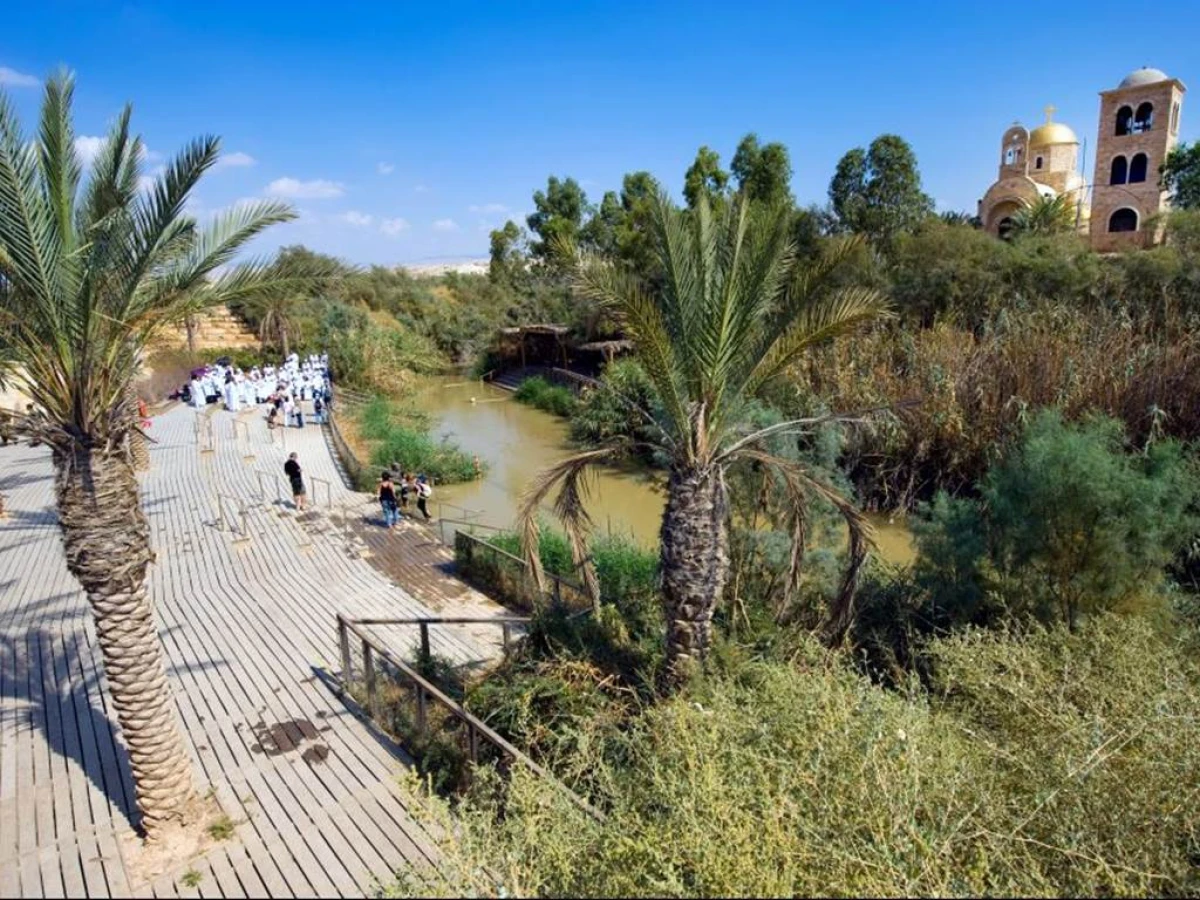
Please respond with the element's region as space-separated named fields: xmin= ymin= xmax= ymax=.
xmin=412 ymin=375 xmax=915 ymax=565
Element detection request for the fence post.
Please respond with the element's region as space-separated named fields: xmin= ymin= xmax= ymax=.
xmin=338 ymin=617 xmax=352 ymax=686
xmin=419 ymin=621 xmax=431 ymax=668
xmin=501 ymin=622 xmax=511 ymax=654
xmin=467 ymin=723 xmax=479 ymax=763
xmin=363 ymin=640 xmax=377 ymax=719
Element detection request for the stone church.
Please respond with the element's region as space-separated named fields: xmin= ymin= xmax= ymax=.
xmin=978 ymin=67 xmax=1186 ymax=251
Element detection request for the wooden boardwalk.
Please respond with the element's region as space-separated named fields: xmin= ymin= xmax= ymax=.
xmin=0 ymin=404 xmax=514 ymax=897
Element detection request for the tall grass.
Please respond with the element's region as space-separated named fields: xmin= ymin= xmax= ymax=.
xmin=804 ymin=302 xmax=1200 ymax=509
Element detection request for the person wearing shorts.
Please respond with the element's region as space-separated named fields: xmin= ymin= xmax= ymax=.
xmin=284 ymin=452 xmax=306 ymax=511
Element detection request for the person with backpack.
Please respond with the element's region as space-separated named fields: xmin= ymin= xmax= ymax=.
xmin=415 ymin=474 xmax=433 ymax=520
xmin=313 ymin=395 xmax=325 ymax=425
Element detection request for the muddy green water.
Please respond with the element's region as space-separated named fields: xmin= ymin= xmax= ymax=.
xmin=411 ymin=375 xmax=915 ymax=564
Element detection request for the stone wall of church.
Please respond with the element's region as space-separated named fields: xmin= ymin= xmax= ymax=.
xmin=1089 ymin=80 xmax=1184 ymax=252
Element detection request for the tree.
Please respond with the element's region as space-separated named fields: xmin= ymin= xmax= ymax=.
xmin=1008 ymin=194 xmax=1076 ymax=238
xmin=579 ymin=190 xmax=622 ymax=257
xmin=0 ymin=72 xmax=296 ymax=835
xmin=518 ymin=191 xmax=890 ymax=684
xmin=730 ymin=133 xmax=793 ymax=206
xmin=526 ymin=176 xmax=589 ymax=267
xmin=488 ymin=219 xmax=527 ymax=286
xmin=829 ymin=135 xmax=933 ymax=244
xmin=1161 ymin=141 xmax=1200 ymax=210
xmin=682 ymin=146 xmax=729 ymax=210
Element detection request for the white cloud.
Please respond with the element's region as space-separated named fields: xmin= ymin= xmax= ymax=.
xmin=468 ymin=203 xmax=508 ymax=214
xmin=380 ymin=217 xmax=410 ymax=236
xmin=337 ymin=210 xmax=374 ymax=227
xmin=377 ymin=162 xmax=394 ymax=175
xmin=432 ymin=218 xmax=458 ymax=232
xmin=136 ymin=164 xmax=168 ymax=194
xmin=215 ymin=151 xmax=256 ymax=169
xmin=0 ymin=67 xmax=38 ymax=88
xmin=74 ymin=135 xmax=107 ymax=166
xmin=264 ymin=177 xmax=345 ymax=199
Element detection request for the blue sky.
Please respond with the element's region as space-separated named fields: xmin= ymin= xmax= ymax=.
xmin=3 ymin=1 xmax=1197 ymax=265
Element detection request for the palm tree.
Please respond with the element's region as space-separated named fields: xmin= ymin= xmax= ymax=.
xmin=519 ymin=192 xmax=890 ymax=685
xmin=0 ymin=72 xmax=297 ymax=836
xmin=249 ymin=289 xmax=305 ymax=357
xmin=1009 ymin=193 xmax=1076 ymax=237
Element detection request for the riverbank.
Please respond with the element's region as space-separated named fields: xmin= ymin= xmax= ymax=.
xmin=410 ymin=375 xmax=916 ymax=564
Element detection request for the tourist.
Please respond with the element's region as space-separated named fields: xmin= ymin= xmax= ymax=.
xmin=292 ymin=400 xmax=305 ymax=429
xmin=313 ymin=395 xmax=325 ymax=424
xmin=400 ymin=472 xmax=415 ymax=510
xmin=415 ymin=474 xmax=433 ymax=520
xmin=284 ymin=452 xmax=306 ymax=511
xmin=378 ymin=471 xmax=399 ymax=529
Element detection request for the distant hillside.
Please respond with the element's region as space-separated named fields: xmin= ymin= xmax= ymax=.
xmin=401 ymin=258 xmax=489 ymax=277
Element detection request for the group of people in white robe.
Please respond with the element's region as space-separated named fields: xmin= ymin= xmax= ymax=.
xmin=188 ymin=352 xmax=332 ymax=426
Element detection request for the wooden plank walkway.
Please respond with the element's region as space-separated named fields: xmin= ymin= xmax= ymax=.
xmin=0 ymin=403 xmax=515 ymax=897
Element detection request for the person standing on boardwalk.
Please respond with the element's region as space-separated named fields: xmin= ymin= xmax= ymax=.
xmin=415 ymin=474 xmax=433 ymax=520
xmin=378 ymin=471 xmax=400 ymax=529
xmin=284 ymin=452 xmax=306 ymax=511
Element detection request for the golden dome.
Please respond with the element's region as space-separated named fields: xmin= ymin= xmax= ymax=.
xmin=1029 ymin=121 xmax=1078 ymax=147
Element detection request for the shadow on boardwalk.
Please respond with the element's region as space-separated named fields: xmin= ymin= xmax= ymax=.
xmin=0 ymin=618 xmax=138 ymax=833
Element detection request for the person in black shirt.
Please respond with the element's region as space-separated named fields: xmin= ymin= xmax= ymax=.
xmin=284 ymin=452 xmax=306 ymax=511
xmin=378 ymin=471 xmax=399 ymax=529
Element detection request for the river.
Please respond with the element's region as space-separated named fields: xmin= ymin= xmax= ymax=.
xmin=411 ymin=375 xmax=914 ymax=564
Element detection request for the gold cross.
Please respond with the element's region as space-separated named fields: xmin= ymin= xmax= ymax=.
xmin=1044 ymin=104 xmax=1057 ymax=122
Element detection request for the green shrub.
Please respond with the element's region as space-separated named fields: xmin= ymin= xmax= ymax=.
xmin=916 ymin=410 xmax=1199 ymax=630
xmin=569 ymin=359 xmax=660 ymax=459
xmin=354 ymin=397 xmax=479 ymax=484
xmin=399 ymin=616 xmax=1200 ymax=898
xmin=514 ymin=376 xmax=578 ymax=417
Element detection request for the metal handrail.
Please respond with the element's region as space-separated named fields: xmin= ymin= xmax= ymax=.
xmin=454 ymin=529 xmax=592 ymax=612
xmin=336 ymin=614 xmax=602 ymax=821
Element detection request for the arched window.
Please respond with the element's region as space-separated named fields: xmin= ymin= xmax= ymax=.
xmin=1108 ymin=208 xmax=1138 ymax=233
xmin=1134 ymin=102 xmax=1154 ymax=132
xmin=998 ymin=217 xmax=1015 ymax=240
xmin=1116 ymin=105 xmax=1134 ymax=135
xmin=1035 ymin=156 xmax=1044 ymax=170
xmin=1172 ymin=102 xmax=1180 ymax=134
xmin=1110 ymin=155 xmax=1128 ymax=185
xmin=1004 ymin=147 xmax=1015 ymax=165
xmin=1129 ymin=153 xmax=1148 ymax=183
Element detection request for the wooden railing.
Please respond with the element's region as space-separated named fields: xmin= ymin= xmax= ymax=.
xmin=325 ymin=394 xmax=366 ymax=490
xmin=453 ymin=528 xmax=594 ymax=614
xmin=335 ymin=614 xmax=602 ymax=820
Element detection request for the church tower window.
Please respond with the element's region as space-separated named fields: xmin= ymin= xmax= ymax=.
xmin=1129 ymin=153 xmax=1148 ymax=184
xmin=1134 ymin=102 xmax=1154 ymax=133
xmin=1108 ymin=208 xmax=1138 ymax=233
xmin=1116 ymin=105 xmax=1134 ymax=135
xmin=1172 ymin=102 xmax=1181 ymax=134
xmin=1035 ymin=156 xmax=1044 ymax=170
xmin=1110 ymin=156 xmax=1128 ymax=185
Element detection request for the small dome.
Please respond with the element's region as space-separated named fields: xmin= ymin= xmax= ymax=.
xmin=1119 ymin=67 xmax=1169 ymax=89
xmin=1029 ymin=122 xmax=1078 ymax=147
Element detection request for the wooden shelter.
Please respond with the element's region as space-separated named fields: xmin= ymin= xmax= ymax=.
xmin=498 ymin=324 xmax=571 ymax=368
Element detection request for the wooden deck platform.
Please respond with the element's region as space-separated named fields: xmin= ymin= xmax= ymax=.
xmin=0 ymin=403 xmax=513 ymax=897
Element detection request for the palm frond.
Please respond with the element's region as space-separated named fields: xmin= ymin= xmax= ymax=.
xmin=743 ymin=285 xmax=892 ymax=397
xmin=570 ymin=247 xmax=692 ymax=459
xmin=516 ymin=448 xmax=615 ymax=608
xmin=738 ymin=448 xmax=874 ymax=639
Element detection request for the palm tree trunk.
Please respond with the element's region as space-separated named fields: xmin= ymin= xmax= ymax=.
xmin=126 ymin=385 xmax=150 ymax=472
xmin=659 ymin=465 xmax=729 ymax=687
xmin=53 ymin=440 xmax=197 ymax=835
xmin=185 ymin=315 xmax=197 ymax=355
